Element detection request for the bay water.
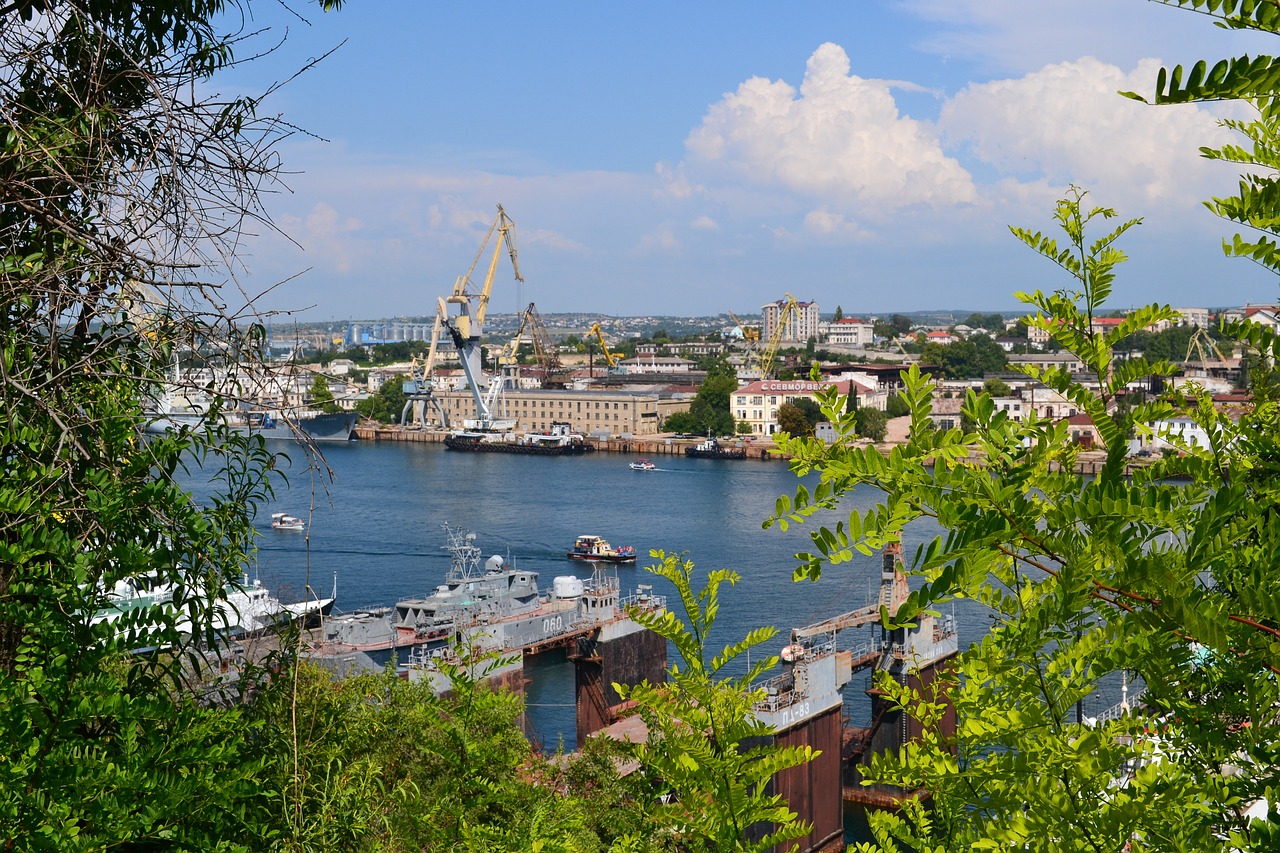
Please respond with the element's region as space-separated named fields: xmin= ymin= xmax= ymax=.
xmin=219 ymin=440 xmax=949 ymax=746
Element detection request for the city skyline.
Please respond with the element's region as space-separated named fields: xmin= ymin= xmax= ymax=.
xmin=216 ymin=2 xmax=1278 ymax=322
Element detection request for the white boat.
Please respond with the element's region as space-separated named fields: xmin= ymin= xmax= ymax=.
xmin=272 ymin=512 xmax=305 ymax=531
xmin=91 ymin=572 xmax=335 ymax=639
xmin=217 ymin=574 xmax=335 ymax=636
xmin=629 ymin=458 xmax=656 ymax=471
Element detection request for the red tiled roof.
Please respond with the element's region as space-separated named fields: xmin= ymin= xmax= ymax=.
xmin=735 ymin=378 xmax=873 ymax=396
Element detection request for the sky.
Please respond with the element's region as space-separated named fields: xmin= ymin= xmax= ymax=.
xmin=211 ymin=1 xmax=1280 ymax=322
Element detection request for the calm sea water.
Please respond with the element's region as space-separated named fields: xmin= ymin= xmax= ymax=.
xmin=197 ymin=441 xmax=938 ymax=742
xmin=181 ymin=439 xmax=1135 ymax=843
xmin=184 ymin=441 xmax=1130 ymax=733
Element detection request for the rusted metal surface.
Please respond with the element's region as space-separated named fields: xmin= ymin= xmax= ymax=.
xmin=574 ymin=627 xmax=666 ymax=742
xmin=770 ymin=705 xmax=844 ymax=853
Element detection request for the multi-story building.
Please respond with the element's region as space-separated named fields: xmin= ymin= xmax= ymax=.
xmin=618 ymin=355 xmax=695 ymax=374
xmin=762 ymin=298 xmax=821 ymax=344
xmin=732 ymin=378 xmax=876 ymax=436
xmin=430 ymin=387 xmax=690 ymax=437
xmin=635 ymin=341 xmax=725 ymax=358
xmin=1172 ymin=307 xmax=1209 ymax=328
xmin=819 ymin=317 xmax=875 ymax=345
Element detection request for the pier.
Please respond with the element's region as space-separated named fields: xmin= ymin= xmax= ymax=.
xmin=751 ymin=542 xmax=959 ymax=852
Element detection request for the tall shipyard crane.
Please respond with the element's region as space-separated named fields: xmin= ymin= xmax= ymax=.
xmin=437 ymin=204 xmax=523 ymax=432
xmin=758 ymin=292 xmax=801 ymax=379
xmin=400 ymin=311 xmax=449 ymax=429
xmin=525 ymin=304 xmax=573 ymax=388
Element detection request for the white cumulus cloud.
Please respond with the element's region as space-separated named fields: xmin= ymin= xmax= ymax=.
xmin=683 ymin=42 xmax=976 ymax=212
xmin=938 ymin=56 xmax=1239 ymax=212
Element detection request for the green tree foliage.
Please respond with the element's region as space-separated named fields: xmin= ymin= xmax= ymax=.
xmin=1127 ymin=3 xmax=1280 ymax=281
xmin=771 ymin=189 xmax=1280 ymax=851
xmin=853 ymin=406 xmax=887 ymax=442
xmin=833 ymin=305 xmax=844 ymax=322
xmin=616 ymin=552 xmax=816 ymax=853
xmin=792 ymin=397 xmax=824 ymax=428
xmin=775 ymin=402 xmax=813 ymax=437
xmin=919 ymin=334 xmax=1009 ymax=379
xmin=0 ymin=0 xmax=346 ymax=845
xmin=356 ymin=374 xmax=408 ymax=423
xmin=309 ymin=374 xmax=341 ymax=413
xmin=982 ymin=376 xmax=1013 ymax=397
xmin=664 ymin=362 xmax=738 ymax=435
xmin=873 ymin=313 xmax=914 ymax=339
xmin=250 ymin=653 xmax=651 ymax=852
xmin=885 ymin=393 xmax=911 ymax=418
xmin=962 ymin=311 xmax=1007 ymax=332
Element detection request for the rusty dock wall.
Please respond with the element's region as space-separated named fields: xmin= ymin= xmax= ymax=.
xmin=572 ymin=618 xmax=667 ymax=743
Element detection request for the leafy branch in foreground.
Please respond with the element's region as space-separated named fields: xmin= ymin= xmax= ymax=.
xmin=615 ymin=551 xmax=815 ymax=853
xmin=770 ymin=189 xmax=1280 ymax=851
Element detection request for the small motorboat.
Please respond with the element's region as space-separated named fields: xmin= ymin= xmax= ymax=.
xmin=271 ymin=512 xmax=305 ymax=531
xmin=567 ymin=535 xmax=637 ymax=564
xmin=629 ymin=458 xmax=656 ymax=471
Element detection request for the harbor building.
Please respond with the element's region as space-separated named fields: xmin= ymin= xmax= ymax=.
xmin=430 ymin=387 xmax=691 ymax=437
xmin=732 ymin=379 xmax=879 ymax=436
xmin=818 ymin=317 xmax=875 ymax=346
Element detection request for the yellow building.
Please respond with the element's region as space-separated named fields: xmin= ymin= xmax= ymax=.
xmin=732 ymin=379 xmax=874 ymax=435
xmin=432 ymin=387 xmax=689 ymax=437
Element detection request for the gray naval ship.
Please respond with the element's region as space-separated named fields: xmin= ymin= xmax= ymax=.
xmin=313 ymin=524 xmax=598 ymax=656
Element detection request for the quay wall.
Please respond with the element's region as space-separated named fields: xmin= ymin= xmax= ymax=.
xmin=353 ymin=424 xmax=1150 ymax=475
xmin=354 ymin=424 xmax=784 ymax=461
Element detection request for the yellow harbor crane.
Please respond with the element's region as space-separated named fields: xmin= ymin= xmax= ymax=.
xmin=436 ymin=205 xmax=523 ymax=431
xmin=726 ymin=309 xmax=760 ymax=343
xmin=587 ymin=322 xmax=622 ymax=371
xmin=756 ymin=293 xmax=801 ymax=379
xmin=1183 ymin=327 xmax=1232 ymax=373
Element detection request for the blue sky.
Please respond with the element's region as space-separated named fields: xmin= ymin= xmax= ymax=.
xmin=215 ymin=1 xmax=1278 ymax=322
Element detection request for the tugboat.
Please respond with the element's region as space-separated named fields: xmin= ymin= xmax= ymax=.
xmin=629 ymin=458 xmax=656 ymax=471
xmin=567 ymin=535 xmax=638 ymax=564
xmin=684 ymin=437 xmax=747 ymax=460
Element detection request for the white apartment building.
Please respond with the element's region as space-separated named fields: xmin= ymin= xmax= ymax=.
xmin=819 ymin=317 xmax=875 ymax=345
xmin=763 ymin=298 xmax=821 ymax=344
xmin=1173 ymin=308 xmax=1210 ymax=328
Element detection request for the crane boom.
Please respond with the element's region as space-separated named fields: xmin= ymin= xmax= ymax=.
xmin=588 ymin=323 xmax=621 ymax=369
xmin=759 ymin=293 xmax=800 ymax=379
xmin=438 ymin=205 xmax=522 ymax=431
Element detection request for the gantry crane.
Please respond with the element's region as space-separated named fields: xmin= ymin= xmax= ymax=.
xmin=400 ymin=310 xmax=450 ymax=428
xmin=1183 ymin=327 xmax=1232 ymax=373
xmin=437 ymin=204 xmax=522 ymax=432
